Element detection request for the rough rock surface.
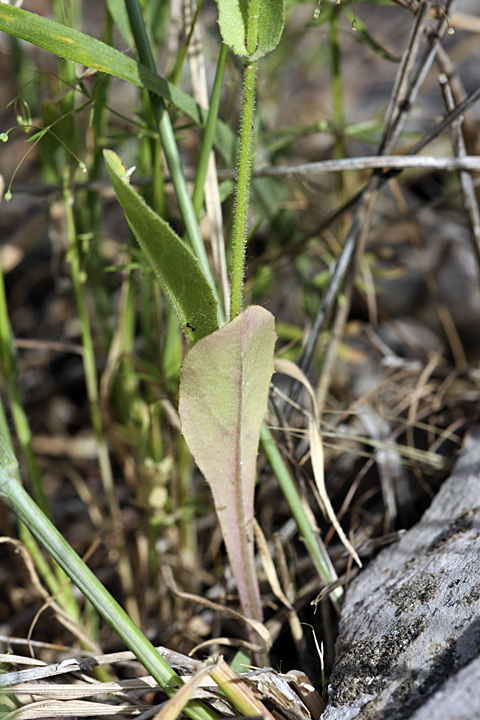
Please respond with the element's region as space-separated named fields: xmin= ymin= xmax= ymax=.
xmin=321 ymin=426 xmax=480 ymax=720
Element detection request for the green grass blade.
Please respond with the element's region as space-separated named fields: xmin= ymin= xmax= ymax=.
xmin=106 ymin=0 xmax=133 ymax=45
xmin=260 ymin=423 xmax=343 ymax=610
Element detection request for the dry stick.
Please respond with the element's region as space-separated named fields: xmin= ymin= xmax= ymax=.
xmin=428 ymin=17 xmax=480 ymax=268
xmin=383 ymin=0 xmax=458 ymax=154
xmin=408 ymin=84 xmax=480 ymax=158
xmin=440 ymin=76 xmax=480 ymax=267
xmin=290 ymin=0 xmax=437 ymax=407
xmin=378 ymin=0 xmax=434 ymax=155
xmin=435 ymin=46 xmax=479 ymax=154
xmin=315 ymin=192 xmax=377 ymax=417
xmin=285 ymin=182 xmax=373 ymax=418
xmin=288 ymin=3 xmax=478 ymax=415
xmin=436 ymin=46 xmax=480 ymax=210
xmin=390 ymin=0 xmax=421 ymax=15
xmin=256 ymin=156 xmax=480 ymax=177
xmin=12 ymin=156 xmax=480 ymax=199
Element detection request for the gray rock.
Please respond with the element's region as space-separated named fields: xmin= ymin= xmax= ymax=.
xmin=322 ymin=426 xmax=480 ymax=720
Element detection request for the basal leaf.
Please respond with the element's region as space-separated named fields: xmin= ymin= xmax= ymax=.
xmin=0 ymin=4 xmax=236 ymax=163
xmin=216 ymin=0 xmax=285 ymax=60
xmin=104 ymin=150 xmax=220 ymax=343
xmin=179 ymin=306 xmax=276 ymax=623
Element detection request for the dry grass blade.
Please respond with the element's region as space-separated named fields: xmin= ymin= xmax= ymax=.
xmin=274 ymin=359 xmax=361 ymax=568
xmin=152 ymin=662 xmax=217 ymax=720
xmin=161 ymin=565 xmax=272 ymax=655
xmin=209 ymin=659 xmax=275 ymax=720
xmin=253 ymin=518 xmax=292 ymax=610
xmin=1 ymin=645 xmax=322 ymax=720
xmin=3 ymin=699 xmax=153 ymax=719
xmin=243 ymin=668 xmax=323 ymax=720
xmin=185 ymin=0 xmax=230 ymax=314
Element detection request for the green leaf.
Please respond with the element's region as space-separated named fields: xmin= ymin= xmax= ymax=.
xmin=216 ymin=0 xmax=285 ymax=60
xmin=179 ymin=306 xmax=276 ymax=624
xmin=0 ymin=4 xmax=236 ymax=163
xmin=106 ymin=0 xmax=133 ymax=46
xmin=104 ymin=150 xmax=220 ymax=343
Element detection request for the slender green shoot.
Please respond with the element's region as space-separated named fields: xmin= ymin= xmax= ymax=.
xmin=192 ymin=43 xmax=228 ymax=218
xmin=229 ymin=0 xmax=260 ymax=319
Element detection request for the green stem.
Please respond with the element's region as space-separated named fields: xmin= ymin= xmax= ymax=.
xmin=169 ymin=0 xmax=204 ymax=87
xmin=192 ymin=42 xmax=228 ymax=217
xmin=229 ymin=57 xmax=258 ymax=319
xmin=229 ymin=0 xmax=261 ymax=320
xmin=124 ymin=0 xmax=222 ymax=319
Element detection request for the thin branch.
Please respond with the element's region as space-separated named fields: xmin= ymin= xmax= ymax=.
xmin=439 ymin=75 xmax=480 ymax=267
xmin=255 ymin=155 xmax=480 ymax=176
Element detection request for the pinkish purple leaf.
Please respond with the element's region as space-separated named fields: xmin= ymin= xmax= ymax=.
xmin=179 ymin=306 xmax=276 ymax=627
